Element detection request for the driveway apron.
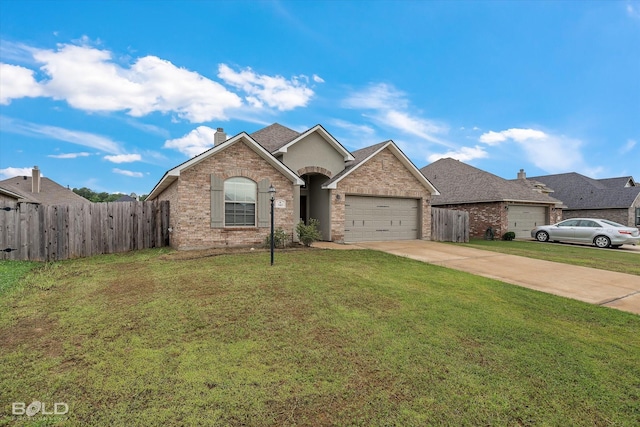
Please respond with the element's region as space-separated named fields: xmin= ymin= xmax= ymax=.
xmin=349 ymin=240 xmax=640 ymax=315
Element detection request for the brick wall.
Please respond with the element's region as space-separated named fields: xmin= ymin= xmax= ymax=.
xmin=158 ymin=141 xmax=295 ymax=250
xmin=435 ymin=202 xmax=563 ymax=238
xmin=331 ymin=148 xmax=432 ymax=242
xmin=435 ymin=202 xmax=507 ymax=238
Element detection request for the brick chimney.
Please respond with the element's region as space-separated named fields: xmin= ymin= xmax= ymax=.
xmin=214 ymin=127 xmax=227 ymax=146
xmin=32 ymin=166 xmax=41 ymax=193
xmin=517 ymin=169 xmax=526 ymax=180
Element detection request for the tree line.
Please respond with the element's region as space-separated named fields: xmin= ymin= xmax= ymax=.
xmin=72 ymin=187 xmax=147 ymax=203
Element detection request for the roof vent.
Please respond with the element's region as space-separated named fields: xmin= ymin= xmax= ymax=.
xmin=517 ymin=169 xmax=526 ymax=180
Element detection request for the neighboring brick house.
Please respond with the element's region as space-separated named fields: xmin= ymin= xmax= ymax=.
xmin=0 ymin=166 xmax=90 ymax=205
xmin=527 ymin=172 xmax=640 ymax=228
xmin=147 ymin=123 xmax=439 ymax=250
xmin=420 ymin=158 xmax=563 ymax=239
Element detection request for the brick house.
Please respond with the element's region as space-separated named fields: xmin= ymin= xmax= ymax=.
xmin=527 ymin=172 xmax=640 ymax=228
xmin=421 ymin=158 xmax=563 ymax=239
xmin=147 ymin=123 xmax=439 ymax=250
xmin=0 ymin=166 xmax=90 ymax=205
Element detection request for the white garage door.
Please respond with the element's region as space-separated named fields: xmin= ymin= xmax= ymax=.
xmin=345 ymin=196 xmax=419 ymax=242
xmin=508 ymin=205 xmax=548 ymax=239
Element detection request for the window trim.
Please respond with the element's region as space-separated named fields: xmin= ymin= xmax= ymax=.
xmin=635 ymin=207 xmax=640 ymax=227
xmin=224 ymin=177 xmax=257 ymax=227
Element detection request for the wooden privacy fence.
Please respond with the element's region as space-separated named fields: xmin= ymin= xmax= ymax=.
xmin=431 ymin=207 xmax=469 ymax=243
xmin=0 ymin=201 xmax=170 ymax=261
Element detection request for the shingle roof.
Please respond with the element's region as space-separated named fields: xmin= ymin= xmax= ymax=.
xmin=115 ymin=194 xmax=137 ymax=202
xmin=250 ymin=123 xmax=300 ymax=152
xmin=528 ymin=172 xmax=640 ymax=209
xmin=420 ymin=158 xmax=561 ymax=205
xmin=0 ymin=176 xmax=91 ymax=205
xmin=597 ymin=176 xmax=636 ymax=188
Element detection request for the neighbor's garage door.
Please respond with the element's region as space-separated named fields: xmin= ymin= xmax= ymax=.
xmin=507 ymin=205 xmax=547 ymax=239
xmin=344 ymin=196 xmax=419 ymax=242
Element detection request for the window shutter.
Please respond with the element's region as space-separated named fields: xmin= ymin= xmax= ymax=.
xmin=211 ymin=174 xmax=224 ymax=228
xmin=257 ymin=179 xmax=270 ymax=228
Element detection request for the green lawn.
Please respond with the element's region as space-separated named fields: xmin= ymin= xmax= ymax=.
xmin=0 ymin=260 xmax=41 ymax=295
xmin=1 ymin=248 xmax=639 ymax=426
xmin=460 ymin=239 xmax=640 ymax=276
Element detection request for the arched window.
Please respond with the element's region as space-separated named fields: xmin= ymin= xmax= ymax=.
xmin=224 ymin=177 xmax=256 ymax=226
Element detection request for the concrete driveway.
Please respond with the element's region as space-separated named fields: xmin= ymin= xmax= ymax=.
xmin=319 ymin=240 xmax=640 ymax=315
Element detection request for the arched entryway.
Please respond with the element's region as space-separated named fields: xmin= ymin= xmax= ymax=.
xmin=300 ymin=172 xmax=331 ymax=241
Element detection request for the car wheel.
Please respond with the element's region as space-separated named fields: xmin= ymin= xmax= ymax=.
xmin=594 ymin=235 xmax=611 ymax=248
xmin=535 ymin=231 xmax=549 ymax=242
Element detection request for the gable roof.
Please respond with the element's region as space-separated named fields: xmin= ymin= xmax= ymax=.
xmin=250 ymin=123 xmax=300 ymax=152
xmin=147 ymin=132 xmax=305 ymax=200
xmin=114 ymin=194 xmax=138 ymax=202
xmin=0 ymin=186 xmax=27 ymax=201
xmin=323 ymin=141 xmax=439 ymax=194
xmin=271 ymin=124 xmax=355 ymax=161
xmin=420 ymin=158 xmax=561 ymax=205
xmin=597 ymin=176 xmax=636 ymax=188
xmin=0 ymin=176 xmax=90 ymax=205
xmin=528 ymin=172 xmax=640 ymax=209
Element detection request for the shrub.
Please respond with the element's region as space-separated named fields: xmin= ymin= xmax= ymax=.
xmin=502 ymin=231 xmax=516 ymax=241
xmin=264 ymin=228 xmax=290 ymax=249
xmin=297 ymin=218 xmax=322 ymax=247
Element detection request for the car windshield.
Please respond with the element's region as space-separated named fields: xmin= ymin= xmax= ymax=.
xmin=600 ymin=219 xmax=626 ymax=227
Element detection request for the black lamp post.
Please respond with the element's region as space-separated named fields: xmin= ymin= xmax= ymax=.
xmin=268 ymin=185 xmax=276 ymax=266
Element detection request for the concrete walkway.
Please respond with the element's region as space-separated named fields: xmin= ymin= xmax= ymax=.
xmin=313 ymin=240 xmax=640 ymax=315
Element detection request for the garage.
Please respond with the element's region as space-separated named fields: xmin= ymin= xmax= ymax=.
xmin=344 ymin=196 xmax=419 ymax=242
xmin=507 ymin=205 xmax=548 ymax=239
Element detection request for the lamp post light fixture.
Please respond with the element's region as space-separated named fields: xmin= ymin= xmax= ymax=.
xmin=268 ymin=185 xmax=276 ymax=266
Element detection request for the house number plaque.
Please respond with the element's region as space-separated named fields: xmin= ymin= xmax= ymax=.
xmin=275 ymin=199 xmax=286 ymax=209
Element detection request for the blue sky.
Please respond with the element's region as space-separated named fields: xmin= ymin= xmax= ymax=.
xmin=1 ymin=0 xmax=638 ymax=196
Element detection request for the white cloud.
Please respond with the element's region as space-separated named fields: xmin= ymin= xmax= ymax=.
xmin=218 ymin=64 xmax=315 ymax=111
xmin=479 ymin=127 xmax=594 ymax=174
xmin=342 ymin=83 xmax=451 ymax=147
xmin=48 ymin=152 xmax=91 ymax=159
xmin=0 ymin=63 xmax=43 ymax=104
xmin=163 ymin=126 xmax=219 ymax=157
xmin=104 ymin=154 xmax=142 ymax=163
xmin=0 ymin=115 xmax=123 ymax=153
xmin=113 ymin=168 xmax=143 ymax=178
xmin=627 ymin=3 xmax=640 ymax=19
xmin=620 ymin=139 xmax=637 ymax=154
xmin=427 ymin=145 xmax=489 ymax=163
xmin=342 ymin=82 xmax=408 ymax=110
xmin=330 ymin=119 xmax=375 ymax=136
xmin=0 ymin=166 xmax=38 ymax=180
xmin=3 ymin=39 xmax=319 ymax=122
xmin=479 ymin=128 xmax=547 ymax=145
xmin=29 ymin=44 xmax=243 ymax=122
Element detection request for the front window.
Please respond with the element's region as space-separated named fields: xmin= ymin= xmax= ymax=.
xmin=224 ymin=177 xmax=256 ymax=226
xmin=636 ymin=208 xmax=640 ymax=227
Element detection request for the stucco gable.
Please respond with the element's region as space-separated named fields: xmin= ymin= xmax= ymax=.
xmin=273 ymin=124 xmax=355 ymax=162
xmin=148 ymin=133 xmax=304 ymax=200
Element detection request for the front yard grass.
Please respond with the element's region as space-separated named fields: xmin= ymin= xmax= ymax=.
xmin=460 ymin=239 xmax=640 ymax=276
xmin=1 ymin=248 xmax=639 ymax=426
xmin=0 ymin=260 xmax=41 ymax=295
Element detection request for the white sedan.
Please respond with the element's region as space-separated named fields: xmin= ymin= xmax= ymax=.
xmin=531 ymin=218 xmax=640 ymax=248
